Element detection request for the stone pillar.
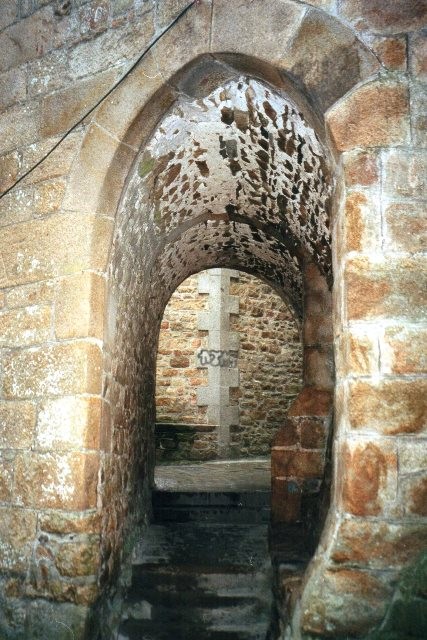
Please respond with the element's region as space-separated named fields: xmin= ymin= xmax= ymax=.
xmin=196 ymin=269 xmax=239 ymax=457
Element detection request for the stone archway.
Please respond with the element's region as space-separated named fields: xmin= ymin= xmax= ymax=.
xmin=100 ymin=71 xmax=334 ymax=600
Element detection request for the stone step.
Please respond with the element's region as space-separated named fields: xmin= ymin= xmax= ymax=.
xmin=152 ymin=490 xmax=270 ymax=524
xmin=118 ymin=619 xmax=269 ymax=640
xmin=132 ymin=523 xmax=270 ymax=569
xmin=130 ymin=563 xmax=270 ymax=599
xmin=123 ymin=599 xmax=268 ymax=626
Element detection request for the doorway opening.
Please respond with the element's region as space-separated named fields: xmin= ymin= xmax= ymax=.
xmin=105 ymin=68 xmax=334 ymax=637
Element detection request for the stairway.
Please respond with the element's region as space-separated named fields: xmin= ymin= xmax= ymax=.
xmin=118 ymin=489 xmax=273 ymax=640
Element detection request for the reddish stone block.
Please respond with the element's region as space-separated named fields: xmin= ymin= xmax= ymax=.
xmin=342 ymin=191 xmax=380 ymax=254
xmin=300 ymin=418 xmax=327 ymax=449
xmin=271 ymin=477 xmax=301 ymax=523
xmin=339 ymin=0 xmax=427 ymax=35
xmin=372 ymin=36 xmax=407 ymax=71
xmin=402 ymin=475 xmax=427 ymax=516
xmin=55 ymin=539 xmax=99 ymax=577
xmin=272 ymin=420 xmax=299 ymax=447
xmin=301 ymin=567 xmax=392 ymax=636
xmin=342 ymin=441 xmax=398 ymax=516
xmin=272 ymin=449 xmax=324 ymax=479
xmin=348 ymin=379 xmax=427 ymax=435
xmin=288 ymin=387 xmax=332 ymax=418
xmin=384 ymin=203 xmax=426 ymax=253
xmin=382 ymin=325 xmax=427 ymax=374
xmin=327 ymin=80 xmax=409 ymax=151
xmin=346 ymin=328 xmax=379 ymax=377
xmin=345 ymin=256 xmax=427 ymax=322
xmin=332 ymin=519 xmax=427 ymax=569
xmin=343 ymin=150 xmax=379 ymax=187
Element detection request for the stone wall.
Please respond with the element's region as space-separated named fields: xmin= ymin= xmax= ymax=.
xmin=230 ymin=273 xmax=303 ymax=457
xmin=156 ymin=273 xmax=209 ymax=426
xmin=155 ymin=270 xmax=303 ymax=460
xmin=0 ymin=1 xmax=425 ymax=638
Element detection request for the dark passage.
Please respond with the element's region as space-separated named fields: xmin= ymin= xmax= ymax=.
xmin=118 ymin=467 xmax=273 ymax=639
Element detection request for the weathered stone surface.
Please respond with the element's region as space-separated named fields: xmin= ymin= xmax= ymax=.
xmin=371 ymin=35 xmax=407 ymax=71
xmin=288 ymin=387 xmax=332 ymax=417
xmin=301 ymin=567 xmax=392 ymax=635
xmin=384 ymin=202 xmax=426 ymax=253
xmin=26 ymin=599 xmax=88 ymax=640
xmin=39 ymin=68 xmax=120 ymax=140
xmin=55 ymin=539 xmax=99 ymax=577
xmin=63 ymin=123 xmax=137 ymax=215
xmin=411 ymin=81 xmax=427 ymax=147
xmin=6 ymin=280 xmax=55 ymax=309
xmin=0 ymin=451 xmax=14 ymax=501
xmin=271 ymin=476 xmax=302 ymax=523
xmin=156 ymin=0 xmax=188 ymax=28
xmin=2 ymin=342 xmax=102 ymax=398
xmin=343 ymin=150 xmax=379 ymax=186
xmin=401 ymin=475 xmax=427 ymax=516
xmin=304 ymin=346 xmax=334 ymax=389
xmin=339 ymin=0 xmax=427 ymax=35
xmin=0 ymin=150 xmax=20 ymax=194
xmin=0 ymin=401 xmax=36 ymax=449
xmin=0 ymin=213 xmax=113 ymax=287
xmin=55 ymin=272 xmax=105 ymax=339
xmin=0 ymin=101 xmax=39 ymax=156
xmin=211 ymin=0 xmax=305 ymax=69
xmin=0 ymin=0 xmax=17 ymax=32
xmin=14 ymin=451 xmax=99 ymax=509
xmin=69 ymin=12 xmax=154 ymax=80
xmin=399 ymin=441 xmax=427 ymax=475
xmin=36 ymin=396 xmax=101 ymax=450
xmin=332 ymin=519 xmax=427 ymax=569
xmin=272 ymin=421 xmax=299 ymax=448
xmin=345 ymin=256 xmax=427 ymax=321
xmin=348 ymin=379 xmax=427 ymax=434
xmin=346 ymin=327 xmax=379 ymax=376
xmin=20 ymin=130 xmax=84 ymax=186
xmin=0 ymin=507 xmax=37 ymax=573
xmin=0 ymin=67 xmax=26 ymax=111
xmin=33 ymin=179 xmax=66 ymax=214
xmin=382 ymin=325 xmax=427 ymax=374
xmin=0 ymin=305 xmax=52 ymax=347
xmin=300 ymin=418 xmax=327 ymax=449
xmin=0 ymin=5 xmax=76 ymax=73
xmin=93 ymin=49 xmax=164 ymax=144
xmin=280 ymin=9 xmax=379 ymax=111
xmin=0 ymin=184 xmax=35 ymax=228
xmin=341 ymin=191 xmax=380 ymax=254
xmin=27 ymin=49 xmax=71 ymax=98
xmin=39 ymin=511 xmax=101 ymax=535
xmin=384 ymin=149 xmax=427 ymax=199
xmin=272 ymin=449 xmax=324 ymax=478
xmin=410 ymin=31 xmax=427 ymax=80
xmin=341 ymin=439 xmax=398 ymax=516
xmin=327 ymin=80 xmax=409 ymax=151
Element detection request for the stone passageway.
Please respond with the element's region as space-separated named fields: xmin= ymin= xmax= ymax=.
xmin=118 ymin=461 xmax=274 ymax=639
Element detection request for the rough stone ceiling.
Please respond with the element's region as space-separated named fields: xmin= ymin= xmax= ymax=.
xmin=120 ymin=77 xmax=332 ymax=318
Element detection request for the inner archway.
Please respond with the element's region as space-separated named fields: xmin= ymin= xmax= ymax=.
xmin=102 ymin=69 xmax=333 ymax=634
xmin=155 ymin=268 xmax=303 ymax=462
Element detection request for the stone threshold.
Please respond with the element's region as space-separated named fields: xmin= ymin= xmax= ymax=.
xmin=154 ymin=458 xmax=271 ymax=492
